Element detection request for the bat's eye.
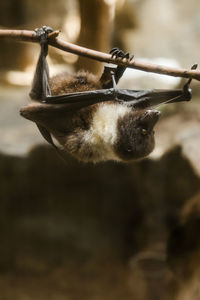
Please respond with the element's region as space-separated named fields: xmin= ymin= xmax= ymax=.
xmin=127 ymin=146 xmax=132 ymax=153
xmin=76 ymin=76 xmax=87 ymax=84
xmin=141 ymin=128 xmax=148 ymax=135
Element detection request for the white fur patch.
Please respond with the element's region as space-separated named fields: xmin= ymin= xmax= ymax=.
xmin=83 ymin=102 xmax=131 ymax=161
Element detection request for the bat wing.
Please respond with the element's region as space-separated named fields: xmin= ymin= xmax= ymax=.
xmin=44 ymin=88 xmax=114 ymax=104
xmin=42 ymin=87 xmax=191 ymax=110
xmin=21 ymin=89 xmax=115 ymax=123
xmin=116 ymin=88 xmax=192 ymax=108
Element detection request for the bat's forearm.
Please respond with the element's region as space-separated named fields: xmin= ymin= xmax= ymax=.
xmin=29 ymin=27 xmax=52 ymax=101
xmin=0 ymin=29 xmax=200 ymax=81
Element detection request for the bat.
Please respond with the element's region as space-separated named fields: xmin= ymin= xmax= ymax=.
xmin=20 ymin=26 xmax=197 ymax=163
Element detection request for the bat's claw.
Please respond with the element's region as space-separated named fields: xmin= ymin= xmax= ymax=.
xmin=35 ymin=26 xmax=53 ymax=43
xmin=35 ymin=26 xmax=53 ymax=56
xmin=183 ymin=63 xmax=198 ymax=96
xmin=110 ymin=47 xmax=134 ymax=62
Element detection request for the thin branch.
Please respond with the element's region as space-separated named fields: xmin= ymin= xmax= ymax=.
xmin=0 ymin=28 xmax=200 ymax=81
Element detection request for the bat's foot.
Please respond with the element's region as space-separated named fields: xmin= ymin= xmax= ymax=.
xmin=35 ymin=26 xmax=53 ymax=39
xmin=110 ymin=47 xmax=134 ymax=61
xmin=35 ymin=26 xmax=53 ymax=56
xmin=183 ymin=63 xmax=198 ymax=98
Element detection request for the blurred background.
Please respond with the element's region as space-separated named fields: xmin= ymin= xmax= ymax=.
xmin=0 ymin=0 xmax=200 ymax=299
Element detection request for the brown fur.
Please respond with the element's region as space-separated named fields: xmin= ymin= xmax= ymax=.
xmin=50 ymin=71 xmax=102 ymax=95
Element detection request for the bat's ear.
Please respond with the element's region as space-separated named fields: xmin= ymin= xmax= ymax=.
xmin=20 ymin=103 xmax=69 ymax=133
xmin=20 ymin=103 xmax=53 ymax=123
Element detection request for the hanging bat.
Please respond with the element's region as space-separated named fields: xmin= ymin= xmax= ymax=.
xmin=20 ymin=26 xmax=197 ymax=163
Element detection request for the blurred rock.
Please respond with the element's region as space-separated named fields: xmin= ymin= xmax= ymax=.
xmin=167 ymin=191 xmax=200 ymax=300
xmin=0 ymin=139 xmax=199 ymax=298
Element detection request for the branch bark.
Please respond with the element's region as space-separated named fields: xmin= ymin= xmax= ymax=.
xmin=0 ymin=28 xmax=200 ymax=81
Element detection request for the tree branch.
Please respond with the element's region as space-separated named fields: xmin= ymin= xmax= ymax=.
xmin=0 ymin=28 xmax=200 ymax=81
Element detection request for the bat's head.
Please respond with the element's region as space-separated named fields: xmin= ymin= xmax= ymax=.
xmin=113 ymin=109 xmax=160 ymax=161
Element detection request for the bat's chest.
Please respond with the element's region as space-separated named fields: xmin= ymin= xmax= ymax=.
xmin=62 ymin=103 xmax=132 ymax=162
xmin=88 ymin=103 xmax=131 ymax=145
